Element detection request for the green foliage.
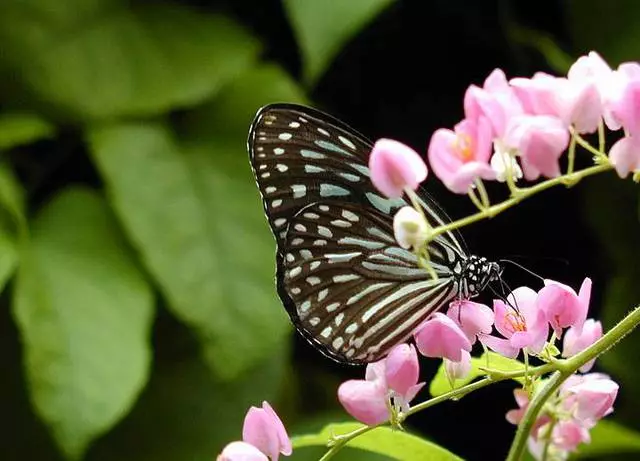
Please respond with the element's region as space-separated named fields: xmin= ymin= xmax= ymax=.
xmin=0 ymin=0 xmax=260 ymax=120
xmin=429 ymin=352 xmax=525 ymax=397
xmin=0 ymin=113 xmax=55 ymax=150
xmin=283 ymin=0 xmax=395 ymax=86
xmin=12 ymin=188 xmax=154 ymax=460
xmin=576 ymin=420 xmax=640 ymax=458
xmin=293 ymin=422 xmax=463 ymax=460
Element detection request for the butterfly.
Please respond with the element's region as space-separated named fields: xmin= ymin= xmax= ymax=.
xmin=248 ymin=103 xmax=501 ymax=365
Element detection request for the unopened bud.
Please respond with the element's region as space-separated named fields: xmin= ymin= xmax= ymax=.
xmin=393 ymin=206 xmax=428 ymax=250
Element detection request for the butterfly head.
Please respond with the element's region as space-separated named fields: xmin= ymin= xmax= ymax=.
xmin=460 ymin=255 xmax=502 ymax=299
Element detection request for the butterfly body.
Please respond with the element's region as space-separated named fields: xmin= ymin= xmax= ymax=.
xmin=248 ymin=103 xmax=499 ymax=365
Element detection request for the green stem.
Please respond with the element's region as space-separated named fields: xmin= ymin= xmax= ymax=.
xmin=567 ymin=133 xmax=577 ymax=175
xmin=598 ymin=121 xmax=605 ymax=153
xmin=430 ymin=163 xmax=613 ymax=240
xmin=476 ymin=179 xmax=491 ymax=208
xmin=506 ymin=304 xmax=640 ymax=461
xmin=468 ymin=186 xmax=485 ymax=211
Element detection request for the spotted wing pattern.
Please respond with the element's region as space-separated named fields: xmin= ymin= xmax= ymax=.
xmin=248 ymin=103 xmax=467 ymax=364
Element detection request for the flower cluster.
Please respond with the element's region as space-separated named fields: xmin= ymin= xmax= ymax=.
xmin=369 ymin=51 xmax=640 ymax=203
xmin=217 ymin=402 xmax=292 ymax=461
xmin=508 ymin=373 xmax=618 ymax=461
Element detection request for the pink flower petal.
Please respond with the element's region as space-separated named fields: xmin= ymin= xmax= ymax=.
xmin=566 ymin=376 xmax=619 ymax=422
xmin=218 ymin=441 xmax=269 ymax=461
xmin=385 ymin=344 xmax=420 ymax=397
xmin=261 ymin=402 xmax=292 ymax=456
xmin=563 ymin=318 xmax=602 ymax=372
xmin=610 ymin=136 xmax=640 ymax=178
xmin=369 ymin=138 xmax=428 ymax=198
xmin=338 ymin=379 xmax=389 ymax=425
xmin=537 ymin=279 xmax=587 ymax=336
xmin=444 ymin=349 xmax=472 ymax=380
xmin=243 ymin=403 xmax=290 ymax=461
xmin=553 ymin=420 xmax=591 ymax=451
xmin=447 ymin=300 xmax=494 ymax=342
xmin=479 ymin=333 xmax=520 ymax=359
xmin=414 ymin=313 xmax=472 ymax=361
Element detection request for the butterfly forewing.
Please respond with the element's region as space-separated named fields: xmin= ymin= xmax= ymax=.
xmin=248 ymin=103 xmax=468 ymax=364
xmin=278 ymin=202 xmax=458 ymax=363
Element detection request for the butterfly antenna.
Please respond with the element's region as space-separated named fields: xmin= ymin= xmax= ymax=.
xmin=498 ymin=274 xmax=521 ymax=313
xmin=499 ymin=259 xmax=545 ymax=283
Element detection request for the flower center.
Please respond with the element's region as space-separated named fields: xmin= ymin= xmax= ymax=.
xmin=453 ymin=133 xmax=474 ymax=162
xmin=505 ymin=311 xmax=527 ymax=333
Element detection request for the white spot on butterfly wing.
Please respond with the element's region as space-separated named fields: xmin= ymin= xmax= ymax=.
xmin=279 ymin=133 xmax=292 ymax=140
xmin=342 ymin=210 xmax=359 ymax=222
xmin=289 ymin=121 xmax=300 ymax=128
xmin=317 ymin=128 xmax=330 ymax=136
xmin=274 ymin=148 xmax=285 ymax=155
xmin=291 ymin=184 xmax=306 ymax=198
xmin=338 ymin=136 xmax=356 ymax=150
xmin=320 ymin=184 xmax=350 ymax=197
xmin=276 ymin=164 xmax=288 ymax=172
xmin=272 ymin=199 xmax=283 ymax=207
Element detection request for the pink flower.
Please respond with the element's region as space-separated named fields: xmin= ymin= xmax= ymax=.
xmin=338 ymin=345 xmax=424 ymax=425
xmin=464 ymin=68 xmax=524 ymax=137
xmin=414 ymin=313 xmax=472 ymax=361
xmin=505 ymin=388 xmax=530 ymax=424
xmin=613 ymin=78 xmax=640 ymax=136
xmin=537 ymin=278 xmax=591 ymax=337
xmin=444 ymin=349 xmax=472 ymax=380
xmin=427 ymin=117 xmax=495 ymax=193
xmin=562 ymin=318 xmax=603 ymax=372
xmin=504 ymin=115 xmax=569 ymax=180
xmin=564 ymin=374 xmax=618 ymax=422
xmin=242 ymin=402 xmax=292 ymax=461
xmin=552 ymin=420 xmax=591 ymax=451
xmin=609 ymin=135 xmax=640 ymax=178
xmin=480 ymin=287 xmax=548 ymax=358
xmin=447 ymin=300 xmax=494 ymax=343
xmin=218 ymin=442 xmax=269 ymax=461
xmin=603 ymin=61 xmax=640 ymax=131
xmin=369 ymin=138 xmax=428 ymax=198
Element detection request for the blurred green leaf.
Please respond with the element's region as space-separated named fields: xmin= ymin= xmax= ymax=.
xmin=88 ymin=120 xmax=289 ymax=380
xmin=0 ymin=163 xmax=24 ymax=292
xmin=575 ymin=420 xmax=640 ymax=458
xmin=12 ymin=188 xmax=154 ymax=460
xmin=0 ymin=1 xmax=260 ymax=120
xmin=89 ymin=342 xmax=289 ymax=461
xmin=293 ymin=422 xmax=462 ymax=460
xmin=283 ymin=0 xmax=394 ymax=86
xmin=568 ymin=0 xmax=640 ymax=65
xmin=0 ymin=113 xmax=55 ymax=150
xmin=507 ymin=25 xmax=573 ymax=74
xmin=429 ymin=352 xmax=525 ymax=397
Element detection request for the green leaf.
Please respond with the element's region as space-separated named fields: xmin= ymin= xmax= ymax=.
xmin=429 ymin=352 xmax=525 ymax=397
xmin=88 ymin=120 xmax=289 ymax=380
xmin=293 ymin=422 xmax=462 ymax=460
xmin=568 ymin=0 xmax=640 ymax=65
xmin=576 ymin=420 xmax=640 ymax=458
xmin=12 ymin=188 xmax=154 ymax=460
xmin=0 ymin=162 xmax=25 ymax=292
xmin=88 ymin=342 xmax=289 ymax=461
xmin=283 ymin=0 xmax=394 ymax=86
xmin=0 ymin=1 xmax=260 ymax=120
xmin=507 ymin=25 xmax=574 ymax=74
xmin=0 ymin=113 xmax=55 ymax=150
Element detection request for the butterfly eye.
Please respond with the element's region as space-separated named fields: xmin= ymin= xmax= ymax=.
xmin=248 ymin=103 xmax=499 ymax=364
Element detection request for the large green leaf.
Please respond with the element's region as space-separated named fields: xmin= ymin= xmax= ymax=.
xmin=576 ymin=420 xmax=640 ymax=458
xmin=0 ymin=162 xmax=25 ymax=292
xmin=568 ymin=0 xmax=640 ymax=65
xmin=293 ymin=422 xmax=462 ymax=460
xmin=283 ymin=0 xmax=394 ymax=85
xmin=88 ymin=342 xmax=289 ymax=461
xmin=0 ymin=0 xmax=260 ymax=120
xmin=89 ymin=65 xmax=306 ymax=380
xmin=0 ymin=113 xmax=55 ymax=150
xmin=12 ymin=188 xmax=154 ymax=460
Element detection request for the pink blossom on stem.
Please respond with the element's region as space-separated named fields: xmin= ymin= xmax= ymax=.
xmin=369 ymin=138 xmax=428 ymax=198
xmin=447 ymin=299 xmax=494 ymax=343
xmin=414 ymin=313 xmax=472 ymax=361
xmin=504 ymin=115 xmax=569 ymax=180
xmin=480 ymin=287 xmax=548 ymax=358
xmin=218 ymin=441 xmax=269 ymax=461
xmin=444 ymin=349 xmax=472 ymax=380
xmin=464 ymin=68 xmax=524 ymax=137
xmin=552 ymin=420 xmax=591 ymax=451
xmin=338 ymin=345 xmax=425 ymax=425
xmin=564 ymin=374 xmax=619 ymax=422
xmin=505 ymin=388 xmax=530 ymax=424
xmin=609 ymin=135 xmax=640 ymax=178
xmin=427 ymin=117 xmax=495 ymax=193
xmin=614 ymin=78 xmax=640 ymax=136
xmin=562 ymin=318 xmax=603 ymax=372
xmin=537 ymin=278 xmax=591 ymax=337
xmin=242 ymin=402 xmax=292 ymax=461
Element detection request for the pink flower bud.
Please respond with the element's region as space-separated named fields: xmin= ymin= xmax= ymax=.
xmin=393 ymin=206 xmax=428 ymax=250
xmin=218 ymin=441 xmax=269 ymax=461
xmin=505 ymin=388 xmax=530 ymax=425
xmin=609 ymin=136 xmax=640 ymax=178
xmin=504 ymin=115 xmax=569 ymax=180
xmin=242 ymin=402 xmax=292 ymax=461
xmin=427 ymin=117 xmax=495 ymax=194
xmin=369 ymin=139 xmax=427 ymax=198
xmin=537 ymin=278 xmax=591 ymax=337
xmin=562 ymin=318 xmax=603 ymax=372
xmin=444 ymin=349 xmax=472 ymax=380
xmin=447 ymin=300 xmax=494 ymax=343
xmin=565 ymin=375 xmax=618 ymax=422
xmin=414 ymin=313 xmax=472 ymax=361
xmin=338 ymin=361 xmax=389 ymax=425
xmin=385 ymin=343 xmax=420 ymax=397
